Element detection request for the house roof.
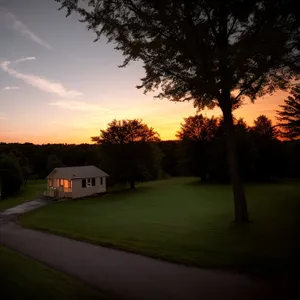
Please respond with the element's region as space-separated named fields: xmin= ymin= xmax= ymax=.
xmin=46 ymin=165 xmax=109 ymax=180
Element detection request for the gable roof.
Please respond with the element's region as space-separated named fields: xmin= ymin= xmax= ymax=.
xmin=46 ymin=165 xmax=109 ymax=180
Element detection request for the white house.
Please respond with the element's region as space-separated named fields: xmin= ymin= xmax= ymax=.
xmin=45 ymin=165 xmax=109 ymax=199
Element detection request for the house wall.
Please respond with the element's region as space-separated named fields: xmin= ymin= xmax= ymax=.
xmin=72 ymin=177 xmax=106 ymax=199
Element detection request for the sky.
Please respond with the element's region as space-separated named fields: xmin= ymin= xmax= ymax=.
xmin=0 ymin=0 xmax=289 ymax=144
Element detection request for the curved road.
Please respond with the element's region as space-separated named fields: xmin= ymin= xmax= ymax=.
xmin=0 ymin=200 xmax=296 ymax=300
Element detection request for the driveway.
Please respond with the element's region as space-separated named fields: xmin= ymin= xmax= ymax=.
xmin=0 ymin=197 xmax=50 ymax=224
xmin=0 ymin=221 xmax=295 ymax=300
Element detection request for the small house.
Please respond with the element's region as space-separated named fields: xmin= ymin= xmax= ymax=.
xmin=45 ymin=165 xmax=109 ymax=199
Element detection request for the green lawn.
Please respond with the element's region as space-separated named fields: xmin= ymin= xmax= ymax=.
xmin=0 ymin=247 xmax=106 ymax=300
xmin=20 ymin=177 xmax=300 ymax=276
xmin=0 ymin=180 xmax=46 ymax=211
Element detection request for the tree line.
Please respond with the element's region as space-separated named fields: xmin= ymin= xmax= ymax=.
xmin=1 ymin=110 xmax=299 ymax=199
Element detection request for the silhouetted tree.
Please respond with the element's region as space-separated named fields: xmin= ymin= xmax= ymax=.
xmin=276 ymin=85 xmax=300 ymax=140
xmin=251 ymin=115 xmax=280 ymax=181
xmin=56 ymin=0 xmax=299 ymax=223
xmin=282 ymin=140 xmax=300 ymax=178
xmin=46 ymin=154 xmax=64 ymax=172
xmin=253 ymin=115 xmax=278 ymax=140
xmin=177 ymin=115 xmax=219 ymax=142
xmin=92 ymin=119 xmax=161 ymax=189
xmin=234 ymin=119 xmax=257 ymax=181
xmin=157 ymin=140 xmax=180 ymax=177
xmin=177 ymin=115 xmax=218 ymax=180
xmin=0 ymin=153 xmax=23 ymax=198
xmin=21 ymin=165 xmax=30 ymax=184
xmin=208 ymin=118 xmax=256 ymax=182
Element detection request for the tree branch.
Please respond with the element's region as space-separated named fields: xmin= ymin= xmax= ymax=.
xmin=227 ymin=16 xmax=238 ymax=37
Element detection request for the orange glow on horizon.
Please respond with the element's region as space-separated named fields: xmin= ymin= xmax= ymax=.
xmin=0 ymin=91 xmax=288 ymax=144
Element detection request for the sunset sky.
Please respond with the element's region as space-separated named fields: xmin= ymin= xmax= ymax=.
xmin=0 ymin=0 xmax=289 ymax=144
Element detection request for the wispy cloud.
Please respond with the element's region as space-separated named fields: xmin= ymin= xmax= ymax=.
xmin=0 ymin=59 xmax=83 ymax=98
xmin=49 ymin=100 xmax=111 ymax=112
xmin=2 ymin=9 xmax=52 ymax=49
xmin=15 ymin=57 xmax=36 ymax=63
xmin=2 ymin=86 xmax=20 ymax=91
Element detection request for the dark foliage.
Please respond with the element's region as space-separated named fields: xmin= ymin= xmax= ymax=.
xmin=176 ymin=114 xmax=219 ymax=180
xmin=0 ymin=153 xmax=24 ymax=198
xmin=46 ymin=154 xmax=64 ymax=172
xmin=251 ymin=115 xmax=282 ymax=181
xmin=157 ymin=141 xmax=180 ymax=177
xmin=0 ymin=143 xmax=102 ymax=180
xmin=0 ymin=117 xmax=299 ymax=197
xmin=276 ymin=85 xmax=300 ymax=140
xmin=92 ymin=119 xmax=162 ymax=188
xmin=177 ymin=115 xmax=257 ymax=183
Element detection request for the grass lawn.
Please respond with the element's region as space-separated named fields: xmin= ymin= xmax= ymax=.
xmin=0 ymin=246 xmax=106 ymax=300
xmin=0 ymin=180 xmax=46 ymax=211
xmin=20 ymin=177 xmax=300 ymax=277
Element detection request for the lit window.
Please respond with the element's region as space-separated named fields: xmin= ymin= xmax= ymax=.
xmin=49 ymin=179 xmax=53 ymax=187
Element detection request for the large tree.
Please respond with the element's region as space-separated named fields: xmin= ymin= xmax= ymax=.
xmin=92 ymin=119 xmax=161 ymax=189
xmin=56 ymin=0 xmax=299 ymax=223
xmin=276 ymin=85 xmax=300 ymax=140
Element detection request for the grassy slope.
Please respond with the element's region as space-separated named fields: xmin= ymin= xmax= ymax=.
xmin=0 ymin=247 xmax=106 ymax=300
xmin=20 ymin=178 xmax=300 ymax=276
xmin=0 ymin=180 xmax=46 ymax=211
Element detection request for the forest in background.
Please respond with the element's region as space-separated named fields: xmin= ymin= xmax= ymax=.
xmin=1 ymin=113 xmax=299 ymax=199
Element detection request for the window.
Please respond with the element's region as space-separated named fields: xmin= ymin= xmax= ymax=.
xmin=92 ymin=178 xmax=96 ymax=186
xmin=59 ymin=179 xmax=64 ymax=187
xmin=82 ymin=179 xmax=86 ymax=188
xmin=100 ymin=177 xmax=103 ymax=185
xmin=49 ymin=178 xmax=53 ymax=187
xmin=87 ymin=178 xmax=92 ymax=187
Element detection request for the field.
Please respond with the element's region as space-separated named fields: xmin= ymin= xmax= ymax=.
xmin=20 ymin=177 xmax=300 ymax=276
xmin=0 ymin=180 xmax=46 ymax=211
xmin=0 ymin=247 xmax=105 ymax=300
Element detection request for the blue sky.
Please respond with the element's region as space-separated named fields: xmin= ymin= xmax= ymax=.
xmin=0 ymin=0 xmax=287 ymax=144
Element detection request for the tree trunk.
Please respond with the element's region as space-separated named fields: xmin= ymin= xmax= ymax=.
xmin=222 ymin=102 xmax=249 ymax=223
xmin=217 ymin=1 xmax=248 ymax=223
xmin=129 ymin=180 xmax=135 ymax=189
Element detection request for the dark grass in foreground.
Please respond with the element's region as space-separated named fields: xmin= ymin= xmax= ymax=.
xmin=20 ymin=178 xmax=300 ymax=277
xmin=0 ymin=180 xmax=46 ymax=211
xmin=0 ymin=247 xmax=106 ymax=300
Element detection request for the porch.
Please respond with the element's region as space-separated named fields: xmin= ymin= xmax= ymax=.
xmin=45 ymin=187 xmax=72 ymax=198
xmin=45 ymin=178 xmax=73 ymax=199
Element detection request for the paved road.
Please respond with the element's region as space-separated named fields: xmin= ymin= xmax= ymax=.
xmin=0 ymin=198 xmax=50 ymax=225
xmin=0 ymin=199 xmax=296 ymax=299
xmin=1 ymin=221 xmax=294 ymax=300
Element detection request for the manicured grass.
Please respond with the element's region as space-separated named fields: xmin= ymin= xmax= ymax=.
xmin=0 ymin=180 xmax=46 ymax=211
xmin=0 ymin=246 xmax=106 ymax=300
xmin=20 ymin=178 xmax=300 ymax=276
